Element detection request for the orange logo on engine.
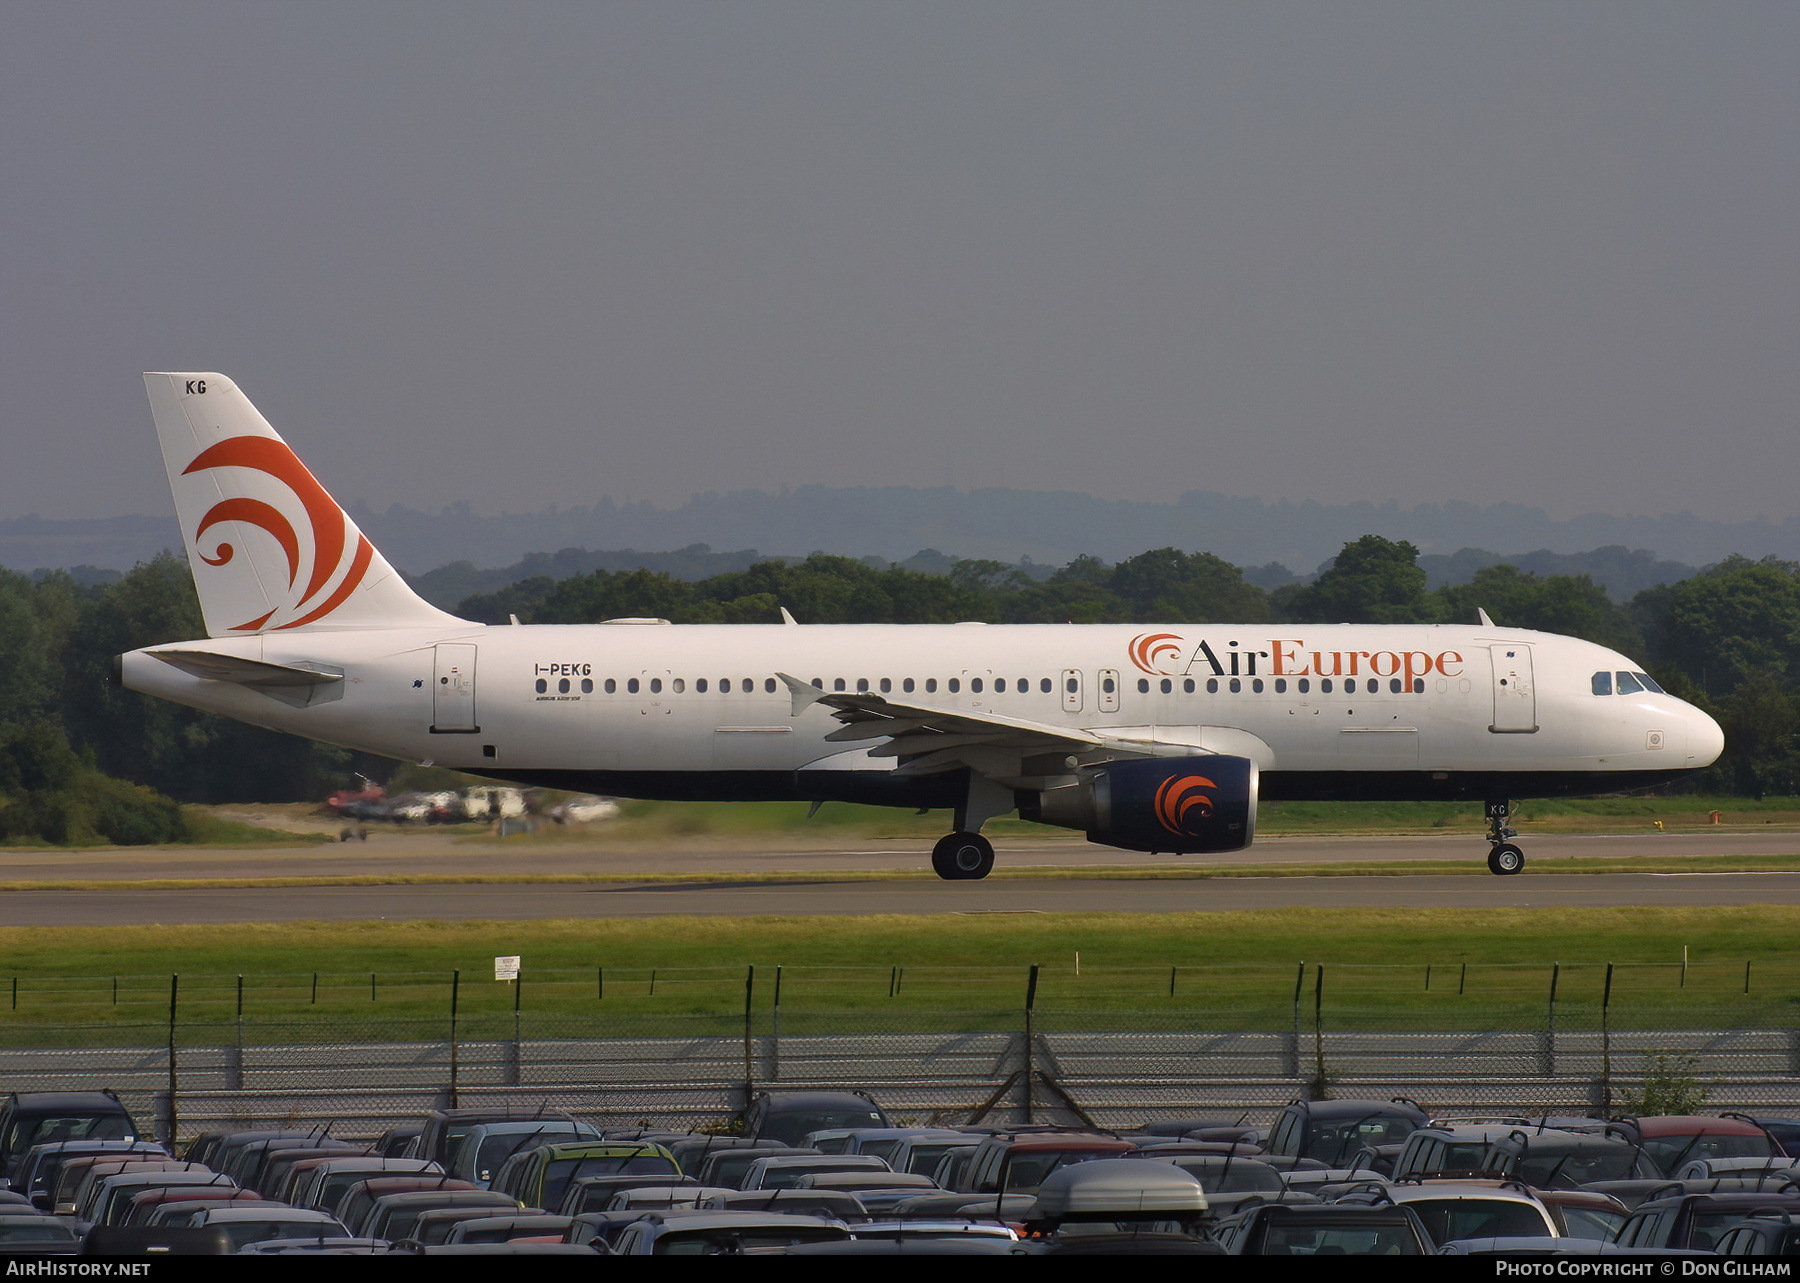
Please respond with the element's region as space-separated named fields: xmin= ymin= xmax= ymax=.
xmin=1154 ymin=774 xmax=1217 ymax=836
xmin=1129 ymin=632 xmax=1184 ymax=675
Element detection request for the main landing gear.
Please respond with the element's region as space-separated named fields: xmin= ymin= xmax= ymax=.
xmin=932 ymin=832 xmax=995 ymax=881
xmin=1485 ymin=799 xmax=1525 ymax=876
xmin=931 ymin=774 xmax=1010 ymax=881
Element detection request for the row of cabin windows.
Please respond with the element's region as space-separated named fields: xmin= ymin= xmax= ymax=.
xmin=1140 ymin=676 xmax=1427 ymax=695
xmin=534 ymin=673 xmax=1426 ymax=697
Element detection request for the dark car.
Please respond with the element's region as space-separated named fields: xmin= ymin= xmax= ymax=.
xmin=1264 ymin=1098 xmax=1428 ymax=1167
xmin=744 ymin=1092 xmax=889 ymax=1147
xmin=1604 ymin=1116 xmax=1783 ymax=1177
xmin=1483 ymin=1127 xmax=1661 ymax=1188
xmin=1615 ymin=1190 xmax=1800 ymax=1251
xmin=0 ymin=1093 xmax=139 ymax=1179
xmin=1219 ymin=1203 xmax=1435 ymax=1256
xmin=1715 ymin=1208 xmax=1800 ymax=1256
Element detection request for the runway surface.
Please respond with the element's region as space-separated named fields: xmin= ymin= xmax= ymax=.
xmin=1 ymin=829 xmax=1797 ymax=924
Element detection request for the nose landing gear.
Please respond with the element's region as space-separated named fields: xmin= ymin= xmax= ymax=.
xmin=1485 ymin=799 xmax=1525 ymax=875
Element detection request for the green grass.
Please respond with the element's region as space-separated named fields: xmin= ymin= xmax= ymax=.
xmin=458 ymin=795 xmax=1800 ymax=846
xmin=0 ymin=907 xmax=1796 ymax=1042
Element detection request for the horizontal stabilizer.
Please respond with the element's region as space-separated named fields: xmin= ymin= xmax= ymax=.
xmin=148 ymin=649 xmax=343 ymax=687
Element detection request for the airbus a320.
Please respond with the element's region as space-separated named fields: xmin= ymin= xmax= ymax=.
xmin=118 ymin=374 xmax=1725 ymax=879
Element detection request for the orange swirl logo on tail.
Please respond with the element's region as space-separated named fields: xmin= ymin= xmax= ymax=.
xmin=1154 ymin=774 xmax=1217 ymax=836
xmin=183 ymin=436 xmax=373 ymax=631
xmin=1129 ymin=632 xmax=1184 ymax=675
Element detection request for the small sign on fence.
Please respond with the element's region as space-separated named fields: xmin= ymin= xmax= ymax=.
xmin=494 ymin=956 xmax=520 ymax=982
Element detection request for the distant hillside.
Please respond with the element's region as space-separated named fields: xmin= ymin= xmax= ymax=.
xmin=406 ymin=541 xmax=1698 ymax=612
xmin=3 ymin=484 xmax=1788 ymax=579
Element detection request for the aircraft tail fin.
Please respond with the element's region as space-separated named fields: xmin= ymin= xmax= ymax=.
xmin=142 ymin=372 xmax=466 ymax=637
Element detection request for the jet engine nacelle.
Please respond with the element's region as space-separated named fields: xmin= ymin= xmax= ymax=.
xmin=1020 ymin=755 xmax=1258 ymax=854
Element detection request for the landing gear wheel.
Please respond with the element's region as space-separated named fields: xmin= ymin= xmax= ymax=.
xmin=931 ymin=832 xmax=995 ymax=881
xmin=1487 ymin=843 xmax=1525 ymax=876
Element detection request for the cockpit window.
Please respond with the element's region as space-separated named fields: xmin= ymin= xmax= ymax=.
xmin=1615 ymin=671 xmax=1644 ymax=695
xmin=1592 ymin=672 xmax=1613 ymax=696
xmin=1635 ymin=671 xmax=1665 ymax=694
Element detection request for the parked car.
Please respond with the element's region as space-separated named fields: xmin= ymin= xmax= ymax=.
xmin=1264 ymin=1098 xmax=1428 ymax=1167
xmin=1218 ymin=1202 xmax=1435 ymax=1255
xmin=608 ymin=1210 xmax=852 ymax=1255
xmin=744 ymin=1091 xmax=889 ymax=1147
xmin=0 ymin=1092 xmax=139 ymax=1179
xmin=1604 ymin=1116 xmax=1784 ymax=1177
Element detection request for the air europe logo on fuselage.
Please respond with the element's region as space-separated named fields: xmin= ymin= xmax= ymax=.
xmin=1127 ymin=633 xmax=1464 ymax=689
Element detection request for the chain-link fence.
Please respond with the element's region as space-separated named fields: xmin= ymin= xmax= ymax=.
xmin=2 ymin=962 xmax=1796 ymax=1145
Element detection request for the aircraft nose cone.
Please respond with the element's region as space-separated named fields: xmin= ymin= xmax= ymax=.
xmin=1689 ymin=705 xmax=1725 ymax=767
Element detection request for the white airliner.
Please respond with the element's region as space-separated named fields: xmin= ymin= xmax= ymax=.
xmin=119 ymin=373 xmax=1725 ymax=879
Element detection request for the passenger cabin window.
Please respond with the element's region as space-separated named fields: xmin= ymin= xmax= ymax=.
xmin=903 ymin=678 xmax=915 ymax=693
xmin=628 ymin=678 xmax=640 ymax=694
xmin=605 ymin=678 xmax=616 ymax=694
xmin=926 ymin=679 xmax=938 ymax=693
xmin=948 ymin=678 xmax=960 ymax=693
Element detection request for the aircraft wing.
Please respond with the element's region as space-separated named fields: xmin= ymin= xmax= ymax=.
xmin=777 ymin=672 xmax=1148 ymax=784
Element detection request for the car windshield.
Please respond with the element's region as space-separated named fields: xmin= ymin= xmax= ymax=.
xmin=467 ymin=1130 xmax=587 ymax=1183
xmin=762 ymin=1111 xmax=884 ymax=1146
xmin=1262 ymin=1222 xmax=1422 ymax=1255
xmin=1003 ymin=1150 xmax=1111 ymax=1193
xmin=1408 ymin=1200 xmax=1548 ymax=1245
xmin=8 ymin=1115 xmax=132 ymax=1154
xmin=656 ymin=1226 xmax=845 ymax=1255
xmin=1556 ymin=1206 xmax=1625 ymax=1242
xmin=544 ymin=1155 xmax=676 ymax=1207
xmin=1305 ymin=1115 xmax=1416 ymax=1164
xmin=1643 ymin=1133 xmax=1773 ymax=1172
xmin=1516 ymin=1148 xmax=1641 ymax=1186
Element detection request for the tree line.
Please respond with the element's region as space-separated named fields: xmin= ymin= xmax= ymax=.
xmin=2 ymin=536 xmax=1795 ymax=843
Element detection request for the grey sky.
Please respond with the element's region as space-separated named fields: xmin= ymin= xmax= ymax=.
xmin=5 ymin=3 xmax=1796 ymax=527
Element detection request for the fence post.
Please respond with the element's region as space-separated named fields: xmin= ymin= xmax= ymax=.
xmin=1023 ymin=965 xmax=1040 ymax=1124
xmin=1312 ymin=964 xmax=1326 ymax=1099
xmin=1600 ymin=963 xmax=1615 ymax=1111
xmin=227 ymin=974 xmax=244 ymax=1091
xmin=507 ymin=968 xmax=522 ymax=1088
xmin=771 ymin=966 xmax=782 ymax=1082
xmin=166 ymin=975 xmax=179 ymax=1149
xmin=1287 ymin=962 xmax=1304 ymax=1080
xmin=743 ymin=965 xmax=756 ymax=1106
xmin=448 ymin=970 xmax=460 ymax=1109
xmin=1543 ymin=963 xmax=1559 ymax=1077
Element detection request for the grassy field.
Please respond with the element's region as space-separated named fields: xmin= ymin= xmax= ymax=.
xmin=472 ymin=794 xmax=1800 ymax=845
xmin=1 ymin=907 xmax=1795 ymax=1040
